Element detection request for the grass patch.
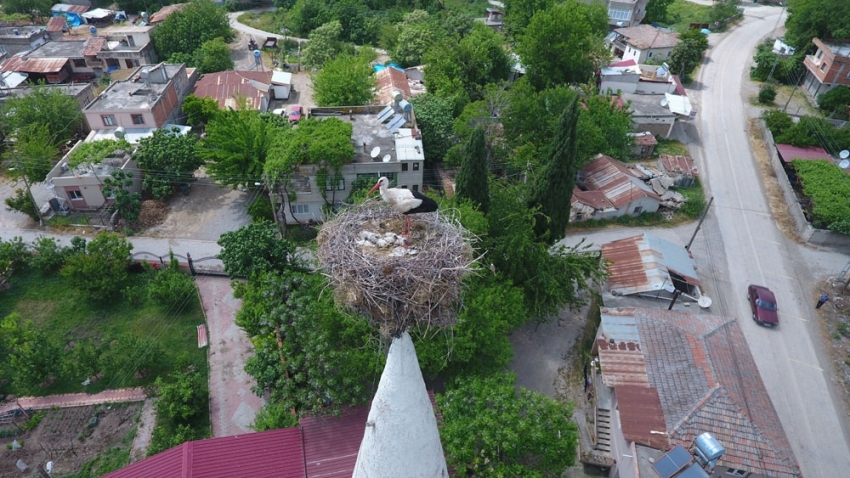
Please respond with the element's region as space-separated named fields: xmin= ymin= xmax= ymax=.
xmin=655 ymin=138 xmax=690 ymax=157
xmin=663 ymin=0 xmax=713 ymax=33
xmin=236 ymin=11 xmax=281 ymax=35
xmin=0 ymin=269 xmax=207 ymax=396
xmin=676 ymin=180 xmax=707 ymax=220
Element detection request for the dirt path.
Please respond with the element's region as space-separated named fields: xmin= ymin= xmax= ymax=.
xmin=195 ymin=275 xmax=265 ymax=437
xmin=130 ymin=399 xmax=156 ymax=462
xmin=0 ymin=388 xmax=146 ymax=415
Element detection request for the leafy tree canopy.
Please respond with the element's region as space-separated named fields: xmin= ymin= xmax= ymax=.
xmin=502 ymin=0 xmax=553 ymax=38
xmin=392 ymin=10 xmax=443 ymax=67
xmin=454 ymin=125 xmax=490 ymax=213
xmin=68 ymin=139 xmax=132 ymax=167
xmin=786 ymin=0 xmax=850 ymax=51
xmin=644 ymin=0 xmax=675 ymax=25
xmin=302 ymin=21 xmax=354 ymax=69
xmin=198 ymin=107 xmax=286 ymax=188
xmin=268 ymin=117 xmax=354 ymax=172
xmin=134 ymin=128 xmax=203 ymax=199
xmin=151 ymin=0 xmax=234 ymax=61
xmin=668 ymin=28 xmax=709 ymax=79
xmin=409 ymin=93 xmax=457 ymax=164
xmin=102 ymin=170 xmax=142 ymax=223
xmin=576 ymin=90 xmax=634 ymax=164
xmin=61 ymin=232 xmax=133 ymax=300
xmin=216 ymin=221 xmax=304 ymax=278
xmin=1 ymin=82 xmax=83 ymax=143
xmin=750 ymin=39 xmax=805 ymax=85
xmin=517 ymin=0 xmax=609 ymax=91
xmin=817 ymin=85 xmax=850 ymax=120
xmin=182 ymin=94 xmax=221 ymax=126
xmin=3 ymin=124 xmax=58 ymax=183
xmin=2 ymin=0 xmax=53 ymax=16
xmin=190 ymin=37 xmax=235 ymax=74
xmin=502 ymin=79 xmax=576 ymax=168
xmin=437 ymin=373 xmax=579 ymax=477
xmin=236 ymin=270 xmax=384 ymax=415
xmin=312 ymin=50 xmax=375 ymax=107
xmin=1 ymin=313 xmax=62 ymax=396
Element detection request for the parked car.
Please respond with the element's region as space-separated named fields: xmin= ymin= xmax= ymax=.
xmin=272 ymin=108 xmax=286 ymax=117
xmin=747 ymin=284 xmax=779 ymax=326
xmin=288 ymin=105 xmax=302 ymax=123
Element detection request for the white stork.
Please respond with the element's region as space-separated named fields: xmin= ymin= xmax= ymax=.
xmin=369 ymin=177 xmax=438 ymax=237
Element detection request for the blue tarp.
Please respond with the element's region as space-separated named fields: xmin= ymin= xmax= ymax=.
xmin=52 ymin=12 xmax=84 ymax=28
xmin=374 ymin=63 xmax=406 ymax=73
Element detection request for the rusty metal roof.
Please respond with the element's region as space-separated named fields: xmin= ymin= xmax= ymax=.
xmin=617 ymin=385 xmax=668 ymax=449
xmin=52 ymin=4 xmax=90 ymax=14
xmin=375 ymin=67 xmax=410 ymax=105
xmin=46 ymin=16 xmax=67 ymax=32
xmin=601 ymin=233 xmax=700 ymax=296
xmin=571 ymin=186 xmax=614 ymax=210
xmin=581 ymin=154 xmax=660 ymax=209
xmin=83 ymin=37 xmax=105 ymax=57
xmin=192 ymin=70 xmax=272 ymax=110
xmin=659 ymin=154 xmax=698 ymax=178
xmin=149 ymin=3 xmax=187 ymax=23
xmin=301 ymin=406 xmax=369 ymax=477
xmin=0 ymin=54 xmax=68 ymax=73
xmin=595 ymin=310 xmax=650 ymax=389
xmin=633 ymin=131 xmax=657 ymax=146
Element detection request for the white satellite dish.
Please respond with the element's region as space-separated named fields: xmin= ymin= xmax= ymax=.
xmin=840 ymin=149 xmax=849 ymax=159
xmin=660 ymin=98 xmax=669 ymax=107
xmin=698 ymin=296 xmax=712 ymax=309
xmin=839 ymin=159 xmax=850 ymax=169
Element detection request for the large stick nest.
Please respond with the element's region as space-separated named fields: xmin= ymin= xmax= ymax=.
xmin=317 ymin=201 xmax=477 ymax=337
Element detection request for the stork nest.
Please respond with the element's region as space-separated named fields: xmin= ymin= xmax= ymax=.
xmin=317 ymin=201 xmax=477 ymax=338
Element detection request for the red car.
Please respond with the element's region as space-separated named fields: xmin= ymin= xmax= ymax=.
xmin=747 ymin=284 xmax=779 ymax=327
xmin=288 ymin=105 xmax=302 ymax=123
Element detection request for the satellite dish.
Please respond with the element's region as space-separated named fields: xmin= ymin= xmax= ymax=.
xmin=660 ymin=98 xmax=669 ymax=107
xmin=839 ymin=159 xmax=850 ymax=169
xmin=840 ymin=150 xmax=849 ymax=159
xmin=698 ymin=296 xmax=712 ymax=309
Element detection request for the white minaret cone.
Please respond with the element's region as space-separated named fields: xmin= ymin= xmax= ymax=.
xmin=353 ymin=331 xmax=448 ymax=478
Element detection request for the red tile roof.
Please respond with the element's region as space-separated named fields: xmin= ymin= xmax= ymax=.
xmin=192 ymin=70 xmax=273 ymax=110
xmin=610 ymin=59 xmax=637 ymax=67
xmin=301 ymin=406 xmax=368 ymax=477
xmin=102 ymin=428 xmax=306 ymax=478
xmin=614 ymin=25 xmax=681 ymax=50
xmin=659 ymin=154 xmax=697 ymax=178
xmin=375 ymin=67 xmax=410 ymax=105
xmin=775 ymin=143 xmax=831 ymax=162
xmin=149 ymin=3 xmax=187 ymax=23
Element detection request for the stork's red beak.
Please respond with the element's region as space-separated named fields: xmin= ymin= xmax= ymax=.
xmin=368 ymin=182 xmax=381 ymax=195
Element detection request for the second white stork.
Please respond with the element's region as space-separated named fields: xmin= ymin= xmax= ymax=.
xmin=369 ymin=176 xmax=438 ymax=237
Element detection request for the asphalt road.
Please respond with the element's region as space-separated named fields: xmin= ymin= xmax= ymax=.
xmin=691 ymin=6 xmax=850 ymax=476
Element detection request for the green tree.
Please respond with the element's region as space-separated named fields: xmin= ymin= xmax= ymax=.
xmin=762 ymin=109 xmax=794 ymax=137
xmin=455 ymin=126 xmax=490 ymax=213
xmin=237 ymin=271 xmax=384 ymax=415
xmin=61 ymin=232 xmax=133 ymax=300
xmin=288 ymin=0 xmax=331 ymax=36
xmin=1 ymin=82 xmax=83 ymax=143
xmin=423 ymin=23 xmax=511 ymax=106
xmin=217 ymin=221 xmax=303 ymax=278
xmin=198 ymin=108 xmax=283 ymax=188
xmin=97 ymin=333 xmax=164 ymax=384
xmin=250 ymin=402 xmax=299 ymax=431
xmin=302 ymin=21 xmax=352 ymax=69
xmin=154 ymin=370 xmax=208 ymax=422
xmin=30 ymin=236 xmax=70 ymax=273
xmin=2 ymin=313 xmax=63 ymax=395
xmin=668 ymin=28 xmax=709 ymax=79
xmin=817 ymin=85 xmax=850 ymax=119
xmin=392 ymin=10 xmax=443 ymax=67
xmin=708 ymin=0 xmax=741 ymax=24
xmin=437 ymin=373 xmax=578 ymax=477
xmin=502 ymin=0 xmax=554 ymax=37
xmin=147 ymin=253 xmax=196 ymax=306
xmin=516 ymin=1 xmax=609 ymax=91
xmin=102 ymin=170 xmax=142 ymax=223
xmin=151 ymin=0 xmax=234 ymax=61
xmin=529 ymin=96 xmax=580 ymax=242
xmin=190 ymin=37 xmax=234 ymax=74
xmin=644 ymin=0 xmax=674 ymax=24
xmin=2 ymin=0 xmax=53 ymax=16
xmin=312 ymin=52 xmax=375 ymax=106
xmin=148 ymin=424 xmax=196 ymax=457
xmin=408 ymin=94 xmax=456 ymax=164
xmin=63 ymin=339 xmax=105 ymax=384
xmin=182 ymin=94 xmax=221 ymax=126
xmin=4 ymin=124 xmax=58 ymax=183
xmin=4 ymin=188 xmax=39 ymax=222
xmin=576 ymin=91 xmax=634 ymax=163
xmin=786 ymin=0 xmax=850 ymax=51
xmin=134 ymin=127 xmax=203 ymax=199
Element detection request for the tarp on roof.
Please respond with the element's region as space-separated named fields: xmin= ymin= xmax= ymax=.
xmin=82 ymin=8 xmax=113 ymax=20
xmin=665 ymin=93 xmax=693 ymax=116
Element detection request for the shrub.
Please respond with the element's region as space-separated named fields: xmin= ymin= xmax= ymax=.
xmin=247 ymin=194 xmax=274 ymax=223
xmin=758 ymin=85 xmax=777 ymax=104
xmin=30 ymin=236 xmax=69 ymax=273
xmin=147 ymin=253 xmax=195 ymax=306
xmin=762 ymin=109 xmax=793 ymax=137
xmin=4 ymin=188 xmax=39 ymax=222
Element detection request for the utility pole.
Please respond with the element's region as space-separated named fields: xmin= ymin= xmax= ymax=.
xmin=686 ymin=196 xmax=714 ymax=250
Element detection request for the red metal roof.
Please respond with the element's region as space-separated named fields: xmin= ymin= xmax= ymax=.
xmin=659 ymin=154 xmax=697 ymax=178
xmin=150 ymin=3 xmax=188 ymax=23
xmin=0 ymin=54 xmax=68 ymax=73
xmin=301 ymin=406 xmax=369 ymax=477
xmin=610 ymin=59 xmax=637 ymax=67
xmin=102 ymin=428 xmax=306 ymax=478
xmin=596 ymin=338 xmax=650 ymax=388
xmin=83 ymin=37 xmax=105 ymax=57
xmin=775 ymin=143 xmax=831 ymax=162
xmin=616 ymin=385 xmax=668 ymax=449
xmin=192 ymin=70 xmax=273 ymax=110
xmin=581 ymin=154 xmax=661 ymax=209
xmin=375 ymin=67 xmax=411 ymax=105
xmin=46 ymin=16 xmax=67 ymax=32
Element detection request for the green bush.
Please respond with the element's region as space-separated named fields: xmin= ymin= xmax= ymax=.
xmin=762 ymin=109 xmax=793 ymax=137
xmin=30 ymin=236 xmax=69 ymax=273
xmin=21 ymin=411 xmax=46 ymax=431
xmin=247 ymin=194 xmax=274 ymax=223
xmin=4 ymin=188 xmax=39 ymax=222
xmin=792 ymin=159 xmax=850 ymax=232
xmin=758 ymin=85 xmax=777 ymax=104
xmin=147 ymin=254 xmax=196 ymax=307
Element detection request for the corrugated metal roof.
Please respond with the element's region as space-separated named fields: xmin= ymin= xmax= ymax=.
xmin=0 ymin=54 xmax=68 ymax=73
xmin=775 ymin=143 xmax=831 ymax=162
xmin=633 ymin=132 xmax=657 ymax=146
xmin=659 ymin=154 xmax=697 ymax=178
xmin=375 ymin=67 xmax=411 ymax=105
xmin=46 ymin=16 xmax=67 ymax=32
xmin=301 ymin=406 xmax=369 ymax=477
xmin=616 ymin=385 xmax=668 ymax=449
xmin=581 ymin=154 xmax=660 ymax=209
xmin=601 ymin=233 xmax=699 ymax=296
xmin=571 ymin=186 xmax=614 ymax=210
xmin=192 ymin=70 xmax=272 ymax=110
xmin=595 ymin=330 xmax=650 ymax=388
xmin=83 ymin=37 xmax=105 ymax=57
xmin=601 ymin=312 xmax=642 ymax=343
xmin=102 ymin=428 xmax=305 ymax=478
xmin=51 ymin=4 xmax=90 ymax=14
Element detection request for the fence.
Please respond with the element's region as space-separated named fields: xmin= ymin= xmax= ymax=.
xmin=131 ymin=252 xmax=227 ymax=277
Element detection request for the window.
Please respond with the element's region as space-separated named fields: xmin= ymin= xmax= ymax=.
xmin=73 ymin=58 xmax=86 ymax=68
xmin=816 ymin=50 xmax=823 ymax=59
xmin=102 ymin=115 xmax=116 ymax=126
xmin=633 ymin=206 xmax=643 ymax=214
xmin=69 ymin=190 xmax=83 ymax=200
xmin=821 ymin=62 xmax=828 ymax=72
xmin=412 ymin=162 xmax=420 ymax=171
xmin=412 ymin=185 xmax=419 ymax=192
xmin=725 ymin=469 xmax=750 ymax=477
xmin=648 ymin=52 xmax=653 ymax=58
xmin=325 ymin=178 xmax=345 ymax=191
xmin=291 ymin=204 xmax=309 ymax=214
xmin=608 ymin=7 xmax=631 ymax=21
xmin=357 ymin=172 xmax=397 ymax=187
xmin=131 ymin=114 xmax=145 ymax=125
xmin=402 ymin=163 xmax=409 ymax=172
xmin=126 ymin=35 xmax=135 ymax=47
xmin=401 ymin=185 xmax=407 ymax=189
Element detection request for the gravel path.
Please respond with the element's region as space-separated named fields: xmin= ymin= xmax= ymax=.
xmin=0 ymin=388 xmax=146 ymax=414
xmin=195 ymin=275 xmax=265 ymax=437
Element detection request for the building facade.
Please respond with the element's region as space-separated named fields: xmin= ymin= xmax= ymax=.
xmin=802 ymin=38 xmax=850 ymax=99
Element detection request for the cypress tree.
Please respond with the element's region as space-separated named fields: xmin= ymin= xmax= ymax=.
xmin=455 ymin=125 xmax=490 ymax=213
xmin=529 ymin=95 xmax=580 ymax=242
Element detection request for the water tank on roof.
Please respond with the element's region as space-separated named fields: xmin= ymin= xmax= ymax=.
xmin=141 ymin=12 xmax=149 ymax=22
xmin=90 ymin=26 xmax=97 ymax=37
xmin=392 ymin=90 xmax=403 ymax=103
xmin=693 ymin=432 xmax=725 ymax=465
xmin=399 ymin=99 xmax=411 ymax=113
xmin=114 ymin=126 xmax=126 ymax=139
